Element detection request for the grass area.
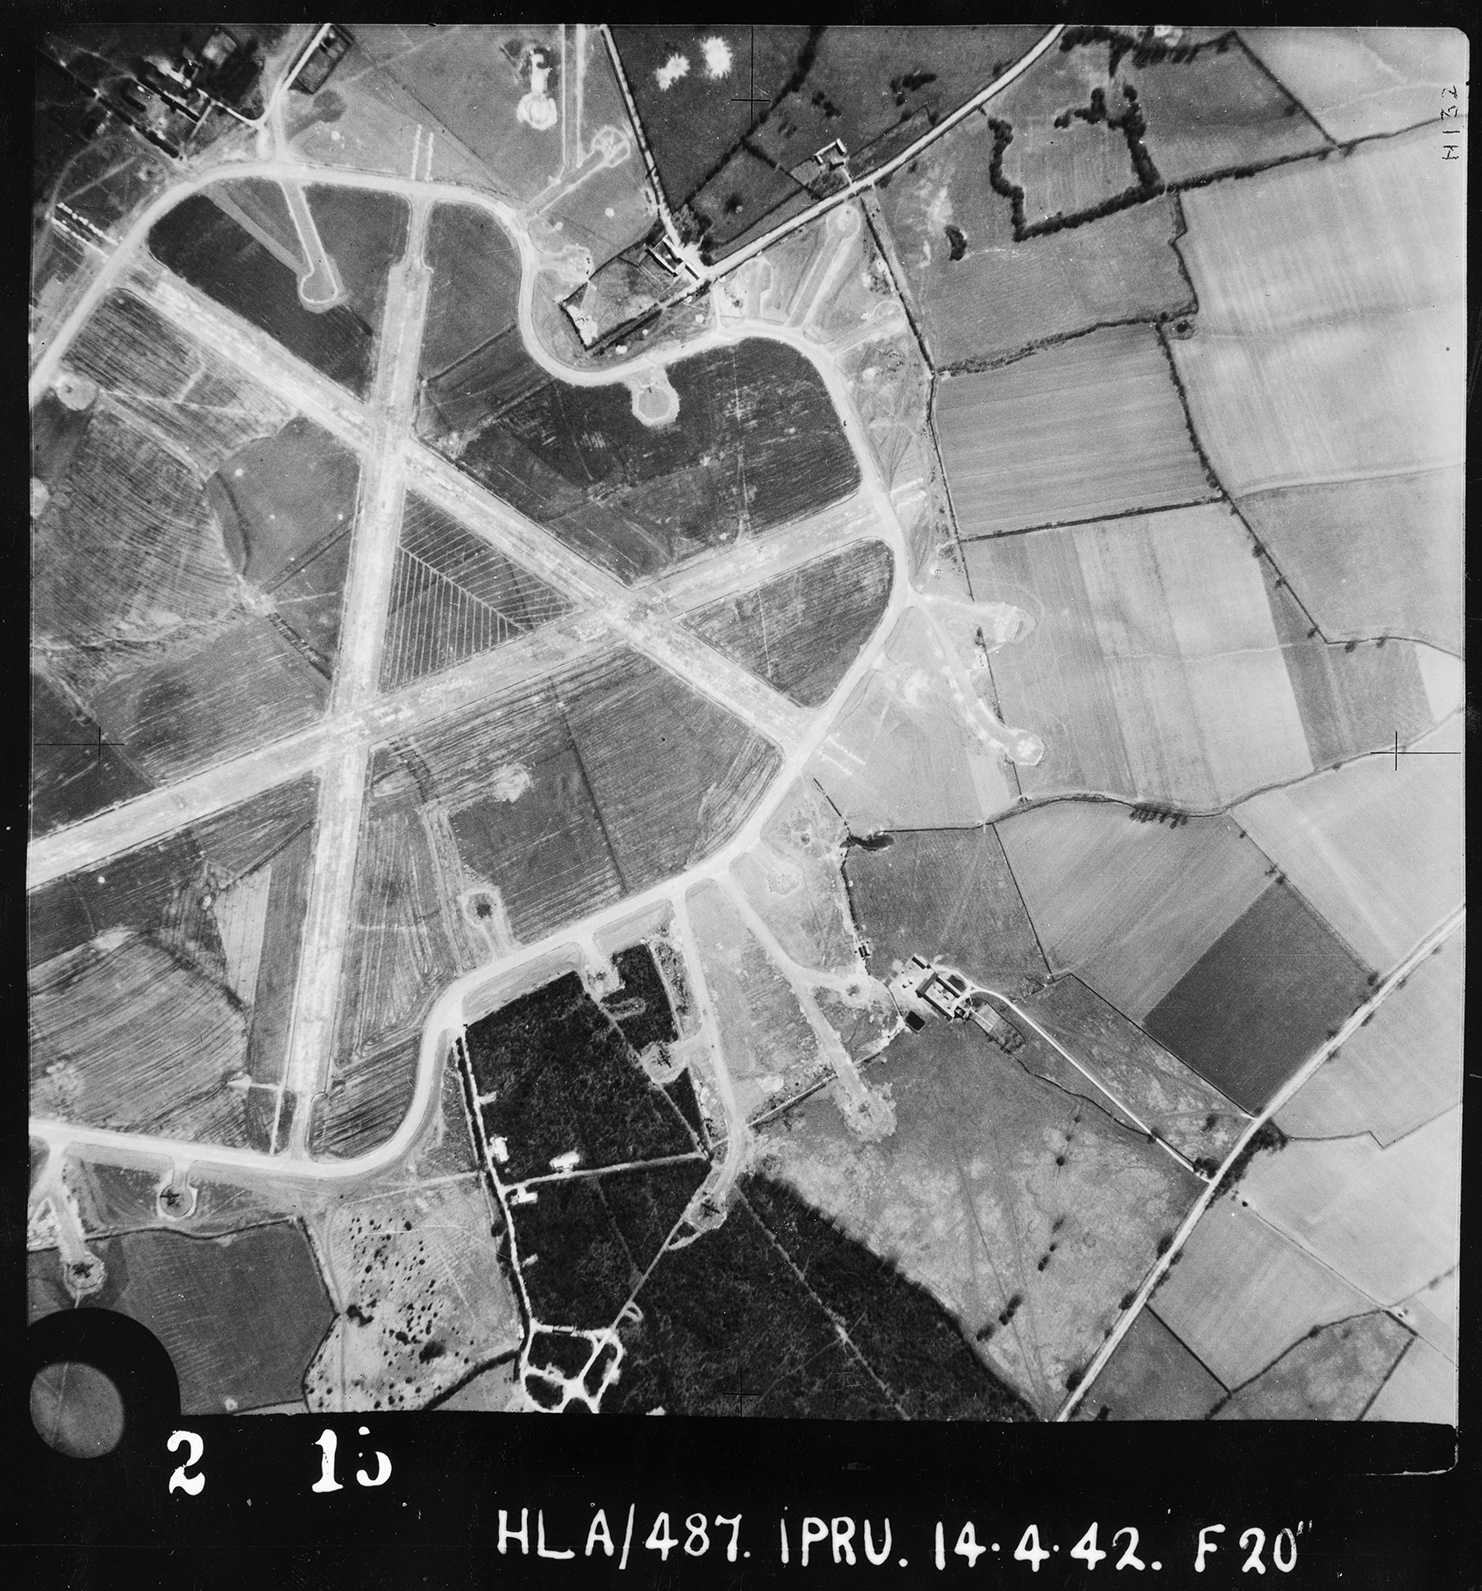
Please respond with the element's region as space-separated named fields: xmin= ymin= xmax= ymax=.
xmin=148 ymin=191 xmax=376 ymax=397
xmin=1071 ymin=1308 xmax=1225 ymax=1420
xmin=1212 ymin=1311 xmax=1411 ymax=1420
xmin=761 ymin=1017 xmax=1201 ymax=1415
xmin=686 ymin=542 xmax=891 ymax=709
xmin=65 ymin=1221 xmax=333 ymax=1415
xmin=846 ymin=826 xmax=1047 ymax=989
xmin=305 ymin=1179 xmax=519 ymax=1413
xmin=427 ymin=339 xmax=859 ymax=583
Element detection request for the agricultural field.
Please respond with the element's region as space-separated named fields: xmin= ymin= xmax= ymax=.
xmin=845 ymin=828 xmax=1046 ymax=990
xmin=1070 ymin=1308 xmax=1225 ymax=1421
xmin=1241 ymin=469 xmax=1464 ymax=654
xmin=686 ymin=879 xmax=828 ymax=1119
xmin=1241 ymin=27 xmax=1468 ymax=141
xmin=1149 ymin=1198 xmax=1377 ymax=1390
xmin=1234 ymin=716 xmax=1463 ymax=973
xmin=875 ymin=108 xmax=1191 ymax=367
xmin=1211 ymin=1311 xmax=1413 ymax=1421
xmin=936 ymin=326 xmax=1213 ymax=537
xmin=1240 ymin=1108 xmax=1461 ymax=1306
xmin=29 ymin=779 xmax=319 ymax=1154
xmin=1277 ymin=930 xmax=1462 ymax=1147
xmin=809 ymin=608 xmax=1020 ymax=831
xmin=760 ymin=1017 xmax=1202 ymax=1416
xmin=304 ymin=1178 xmax=521 ymax=1412
xmin=380 ymin=493 xmax=570 ymax=690
xmin=994 ymin=801 xmax=1273 ymax=1021
xmin=686 ymin=542 xmax=892 ymax=708
xmin=465 ymin=971 xmax=702 ymax=1183
xmin=1170 ymin=129 xmax=1464 ymax=507
xmin=729 ymin=778 xmax=859 ymax=979
xmin=1365 ymin=1337 xmax=1456 ymax=1425
xmin=41 ymin=1221 xmax=333 ymax=1415
xmin=1142 ymin=881 xmax=1372 ymax=1112
xmin=147 ymin=182 xmax=410 ymax=398
xmin=426 ymin=337 xmax=860 ymax=583
xmin=1261 ymin=568 xmax=1445 ymax=772
xmin=965 ymin=503 xmax=1312 ymax=806
xmin=1019 ymin=977 xmax=1248 ymax=1168
xmin=613 ymin=25 xmax=1043 ymax=260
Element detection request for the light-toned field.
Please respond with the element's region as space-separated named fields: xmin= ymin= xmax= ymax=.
xmin=685 ymin=879 xmax=826 ymax=1119
xmin=1171 ymin=128 xmax=1465 ymax=497
xmin=730 ymin=779 xmax=858 ymax=979
xmin=436 ymin=1360 xmax=519 ymax=1412
xmin=1277 ymin=930 xmax=1462 ymax=1146
xmin=1234 ymin=716 xmax=1463 ymax=972
xmin=1150 ymin=1197 xmax=1375 ymax=1388
xmin=1241 ymin=27 xmax=1468 ymax=141
xmin=995 ymin=800 xmax=1272 ymax=1021
xmin=1397 ymin=1267 xmax=1456 ymax=1362
xmin=761 ymin=1018 xmax=1202 ymax=1416
xmin=1023 ymin=976 xmax=1248 ymax=1166
xmin=1365 ymin=1337 xmax=1456 ymax=1425
xmin=1242 ymin=1107 xmax=1460 ymax=1306
xmin=1239 ymin=467 xmax=1464 ymax=654
xmin=1071 ymin=1307 xmax=1226 ymax=1421
xmin=936 ymin=325 xmax=1212 ymax=536
xmin=967 ymin=503 xmax=1312 ymax=806
xmin=808 ymin=609 xmax=1018 ymax=831
xmin=305 ymin=1177 xmax=522 ymax=1413
xmin=1004 ymin=117 xmax=1139 ymax=227
xmin=1212 ymin=1310 xmax=1411 ymax=1421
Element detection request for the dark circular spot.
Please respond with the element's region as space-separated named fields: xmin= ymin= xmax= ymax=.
xmin=30 ymin=1361 xmax=126 ymax=1458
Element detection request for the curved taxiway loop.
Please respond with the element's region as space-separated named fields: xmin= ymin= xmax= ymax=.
xmin=28 ymin=33 xmax=1061 ymax=1191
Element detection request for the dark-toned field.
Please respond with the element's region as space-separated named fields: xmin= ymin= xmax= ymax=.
xmin=1143 ymin=881 xmax=1374 ymax=1112
xmin=1071 ymin=1307 xmax=1226 ymax=1420
xmin=28 ymin=779 xmax=319 ymax=1152
xmin=31 ymin=672 xmax=150 ymax=838
xmin=379 ymin=493 xmax=570 ymax=690
xmin=148 ymin=184 xmax=408 ymax=397
xmin=511 ymin=1160 xmax=710 ymax=1330
xmin=420 ymin=203 xmax=522 ymax=379
xmin=686 ymin=542 xmax=890 ymax=707
xmin=845 ymin=827 xmax=1047 ymax=988
xmin=309 ymin=1034 xmax=420 ymax=1161
xmin=60 ymin=1221 xmax=333 ymax=1414
xmin=465 ymin=972 xmax=700 ymax=1183
xmin=425 ymin=339 xmax=860 ymax=582
xmin=613 ymin=25 xmax=1043 ymax=260
xmin=602 ymin=943 xmax=681 ymax=1053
